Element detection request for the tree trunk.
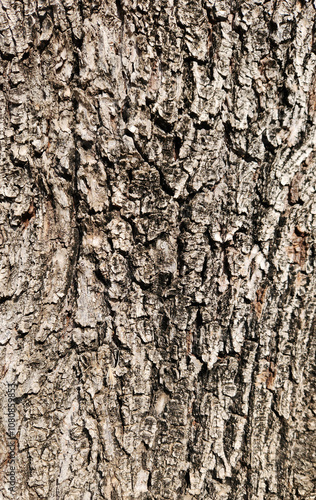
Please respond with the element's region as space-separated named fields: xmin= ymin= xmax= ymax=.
xmin=0 ymin=0 xmax=315 ymax=498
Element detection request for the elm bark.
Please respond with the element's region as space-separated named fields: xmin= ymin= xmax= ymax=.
xmin=0 ymin=0 xmax=315 ymax=499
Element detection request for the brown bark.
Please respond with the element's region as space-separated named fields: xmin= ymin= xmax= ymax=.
xmin=0 ymin=0 xmax=315 ymax=498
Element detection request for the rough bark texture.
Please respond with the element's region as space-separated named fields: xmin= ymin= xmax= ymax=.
xmin=0 ymin=0 xmax=316 ymax=498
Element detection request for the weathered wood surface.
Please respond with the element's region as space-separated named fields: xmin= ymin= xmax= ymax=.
xmin=0 ymin=0 xmax=315 ymax=498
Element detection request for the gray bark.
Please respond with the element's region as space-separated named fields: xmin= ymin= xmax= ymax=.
xmin=0 ymin=0 xmax=316 ymax=498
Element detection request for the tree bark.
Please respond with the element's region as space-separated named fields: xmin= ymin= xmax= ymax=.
xmin=0 ymin=0 xmax=316 ymax=498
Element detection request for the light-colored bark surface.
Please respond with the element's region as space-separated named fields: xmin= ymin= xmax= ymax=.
xmin=0 ymin=0 xmax=316 ymax=498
